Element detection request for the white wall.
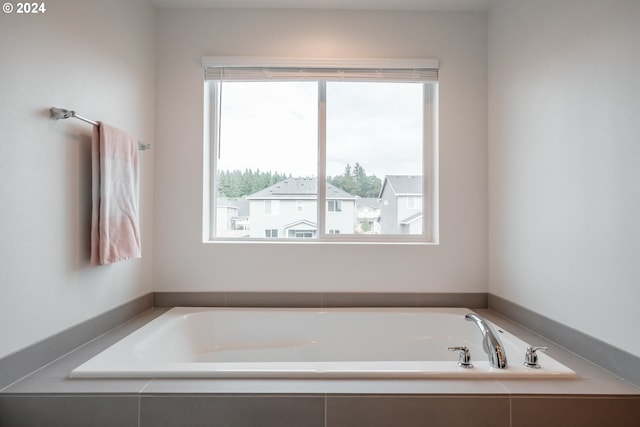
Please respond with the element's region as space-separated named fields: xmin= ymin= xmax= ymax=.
xmin=0 ymin=0 xmax=155 ymax=359
xmin=488 ymin=0 xmax=640 ymax=357
xmin=154 ymin=8 xmax=488 ymax=292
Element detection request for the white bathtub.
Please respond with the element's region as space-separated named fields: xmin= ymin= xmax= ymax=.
xmin=70 ymin=307 xmax=576 ymax=379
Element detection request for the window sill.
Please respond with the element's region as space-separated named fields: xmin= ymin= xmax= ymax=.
xmin=204 ymin=238 xmax=438 ymax=246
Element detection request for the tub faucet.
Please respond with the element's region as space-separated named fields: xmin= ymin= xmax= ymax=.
xmin=465 ymin=313 xmax=508 ymax=369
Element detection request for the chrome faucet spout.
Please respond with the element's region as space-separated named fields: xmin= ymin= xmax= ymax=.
xmin=465 ymin=313 xmax=508 ymax=369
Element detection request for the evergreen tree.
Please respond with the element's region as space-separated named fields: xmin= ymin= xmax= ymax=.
xmin=216 ymin=164 xmax=381 ymax=199
xmin=216 ymin=169 xmax=291 ymax=199
xmin=329 ymin=163 xmax=381 ymax=198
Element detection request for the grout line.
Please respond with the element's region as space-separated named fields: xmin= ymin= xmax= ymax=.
xmin=324 ymin=393 xmax=328 ymax=427
xmin=496 ymin=380 xmax=513 ymax=395
xmin=0 ymin=376 xmax=27 ymax=392
xmin=137 ymin=379 xmax=155 ymax=427
xmin=138 ymin=379 xmax=154 ymax=394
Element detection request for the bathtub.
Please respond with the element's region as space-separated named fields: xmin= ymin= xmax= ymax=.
xmin=70 ymin=307 xmax=576 ymax=379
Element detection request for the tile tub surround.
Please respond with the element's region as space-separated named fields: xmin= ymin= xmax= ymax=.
xmin=0 ymin=293 xmax=154 ymax=390
xmin=1 ymin=292 xmax=639 ymax=385
xmin=1 ymin=306 xmax=640 ymax=427
xmin=488 ymin=294 xmax=640 ymax=387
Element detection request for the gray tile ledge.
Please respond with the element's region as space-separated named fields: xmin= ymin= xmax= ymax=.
xmin=140 ymin=378 xmax=509 ymax=395
xmin=487 ymin=294 xmax=640 ymax=388
xmin=0 ymin=294 xmax=153 ymax=390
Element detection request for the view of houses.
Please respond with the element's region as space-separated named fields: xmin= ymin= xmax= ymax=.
xmin=216 ymin=175 xmax=423 ymax=238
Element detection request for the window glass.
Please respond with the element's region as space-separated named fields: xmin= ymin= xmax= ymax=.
xmin=209 ymin=75 xmax=434 ymax=242
xmin=326 ymin=82 xmax=423 ymax=235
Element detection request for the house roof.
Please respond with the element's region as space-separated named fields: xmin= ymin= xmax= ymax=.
xmin=356 ymin=198 xmax=381 ymax=209
xmin=247 ymin=177 xmax=357 ymax=200
xmin=400 ymin=212 xmax=423 ymax=225
xmin=379 ymin=175 xmax=422 ymax=197
xmin=283 ymin=219 xmax=317 ymax=231
xmin=217 ymin=197 xmax=250 ymax=216
xmin=217 ymin=197 xmax=239 ymax=209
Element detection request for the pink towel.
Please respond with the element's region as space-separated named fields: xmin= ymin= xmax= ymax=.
xmin=91 ymin=122 xmax=141 ymax=265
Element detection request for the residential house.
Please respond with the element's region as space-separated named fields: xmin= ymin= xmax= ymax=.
xmin=216 ymin=197 xmax=250 ymax=237
xmin=378 ymin=175 xmax=423 ymax=234
xmin=246 ymin=177 xmax=357 ymax=238
xmin=355 ymin=197 xmax=381 ymax=234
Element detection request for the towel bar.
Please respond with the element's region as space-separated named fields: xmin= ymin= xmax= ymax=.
xmin=50 ymin=107 xmax=151 ymax=151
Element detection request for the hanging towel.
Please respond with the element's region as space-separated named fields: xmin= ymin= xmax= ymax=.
xmin=91 ymin=122 xmax=141 ymax=265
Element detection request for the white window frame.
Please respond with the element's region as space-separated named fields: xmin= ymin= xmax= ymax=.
xmin=203 ymin=56 xmax=439 ymax=244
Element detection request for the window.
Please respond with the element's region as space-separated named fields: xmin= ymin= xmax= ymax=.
xmin=407 ymin=196 xmax=423 ymax=209
xmin=264 ymin=200 xmax=280 ymax=216
xmin=204 ymin=57 xmax=438 ymax=243
xmin=328 ymin=200 xmax=342 ymax=213
xmin=265 ymin=229 xmax=278 ymax=238
xmin=293 ymin=230 xmax=314 ymax=238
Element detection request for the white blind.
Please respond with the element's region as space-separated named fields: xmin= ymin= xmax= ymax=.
xmin=202 ymin=56 xmax=439 ymax=82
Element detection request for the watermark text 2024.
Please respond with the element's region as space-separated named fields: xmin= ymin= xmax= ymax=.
xmin=2 ymin=3 xmax=47 ymax=14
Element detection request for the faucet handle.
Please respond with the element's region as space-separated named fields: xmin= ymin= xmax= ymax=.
xmin=524 ymin=346 xmax=548 ymax=368
xmin=448 ymin=346 xmax=473 ymax=369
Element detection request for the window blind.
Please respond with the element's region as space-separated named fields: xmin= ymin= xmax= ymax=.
xmin=202 ymin=56 xmax=439 ymax=82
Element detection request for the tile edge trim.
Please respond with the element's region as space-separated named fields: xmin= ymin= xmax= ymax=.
xmin=488 ymin=293 xmax=640 ymax=388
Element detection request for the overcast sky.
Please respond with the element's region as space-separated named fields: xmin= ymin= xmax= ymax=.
xmin=218 ymin=81 xmax=423 ymax=179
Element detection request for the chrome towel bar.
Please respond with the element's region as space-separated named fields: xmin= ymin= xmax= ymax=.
xmin=50 ymin=107 xmax=151 ymax=151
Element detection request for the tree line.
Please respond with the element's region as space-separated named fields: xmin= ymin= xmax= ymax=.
xmin=328 ymin=163 xmax=381 ymax=198
xmin=217 ymin=163 xmax=381 ymax=199
xmin=217 ymin=169 xmax=291 ymax=199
